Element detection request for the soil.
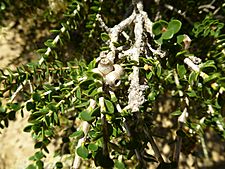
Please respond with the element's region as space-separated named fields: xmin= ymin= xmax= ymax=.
xmin=0 ymin=23 xmax=35 ymax=169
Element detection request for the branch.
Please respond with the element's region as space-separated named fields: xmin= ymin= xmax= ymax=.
xmin=126 ymin=0 xmax=147 ymax=112
xmin=108 ymin=12 xmax=136 ymax=63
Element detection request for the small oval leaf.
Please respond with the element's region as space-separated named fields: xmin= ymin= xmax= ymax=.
xmin=77 ymin=145 xmax=89 ymax=159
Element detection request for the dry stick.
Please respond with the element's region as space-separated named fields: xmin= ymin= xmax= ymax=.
xmin=9 ymin=80 xmax=27 ymax=103
xmin=101 ymin=114 xmax=109 ymax=156
xmin=126 ymin=0 xmax=145 ymax=112
xmin=96 ymin=11 xmax=135 ymax=64
xmin=164 ymin=4 xmax=193 ymax=25
xmin=143 ymin=126 xmax=164 ymax=163
xmin=38 ymin=4 xmax=81 ymax=65
xmin=99 ymin=96 xmax=111 ymax=161
xmin=172 ymin=108 xmax=188 ymax=165
xmin=123 ymin=121 xmax=144 ymax=164
xmin=172 ymin=70 xmax=188 ymax=165
xmin=111 ymin=90 xmax=145 ymax=167
xmin=109 ymin=11 xmax=135 ymax=63
xmin=71 ymin=99 xmax=96 ymax=169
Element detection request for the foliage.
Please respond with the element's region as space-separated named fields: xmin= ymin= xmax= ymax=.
xmin=0 ymin=0 xmax=225 ymax=169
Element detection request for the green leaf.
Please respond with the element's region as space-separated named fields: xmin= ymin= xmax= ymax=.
xmin=75 ymin=101 xmax=90 ymax=108
xmin=100 ymin=46 xmax=110 ymax=51
xmin=200 ymin=60 xmax=217 ymax=72
xmin=188 ymin=71 xmax=199 ymax=86
xmin=76 ymin=87 xmax=81 ymax=99
xmin=156 ymin=63 xmax=162 ymax=77
xmin=36 ymin=160 xmax=44 ymax=169
xmin=44 ymin=39 xmax=55 ymax=48
xmin=80 ymin=110 xmax=95 ymax=121
xmin=26 ymin=102 xmax=36 ymax=111
xmin=217 ymin=77 xmax=225 ymax=87
xmin=152 ymin=20 xmax=168 ymax=35
xmin=187 ymin=90 xmax=197 ymax=97
xmin=155 ymin=37 xmax=163 ymax=45
xmin=34 ymin=142 xmax=43 ymax=149
xmin=104 ymin=99 xmax=114 ymax=114
xmin=177 ymin=64 xmax=186 ymax=78
xmin=44 ymin=129 xmax=54 ymax=137
xmin=50 ymin=29 xmax=60 ymax=33
xmin=90 ymin=6 xmax=100 ymax=12
xmin=77 ymin=145 xmax=89 ymax=159
xmin=69 ymin=130 xmax=84 ymax=138
xmin=55 ymin=162 xmax=63 ymax=169
xmin=26 ymin=164 xmax=36 ymax=169
xmin=115 ymin=160 xmax=126 ymax=169
xmin=101 ymin=33 xmax=109 ymax=41
xmin=8 ymin=111 xmax=16 ymax=120
xmin=168 ymin=20 xmax=182 ymax=34
xmin=34 ymin=151 xmax=45 ymax=160
xmin=53 ymin=112 xmax=59 ymax=124
xmin=177 ymin=35 xmax=185 ymax=45
xmin=162 ymin=29 xmax=174 ymax=40
xmin=0 ymin=106 xmax=6 ymax=113
xmin=9 ymin=103 xmax=21 ymax=111
xmin=204 ymin=73 xmax=221 ymax=83
xmin=171 ymin=110 xmax=182 ymax=116
xmin=32 ymin=93 xmax=41 ymax=102
xmin=148 ymin=91 xmax=156 ymax=101
xmin=88 ymin=143 xmax=98 ymax=151
xmin=23 ymin=125 xmax=32 ymax=132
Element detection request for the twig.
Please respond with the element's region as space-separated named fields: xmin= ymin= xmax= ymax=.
xmin=164 ymin=4 xmax=193 ymax=25
xmin=173 ymin=107 xmax=188 ymax=165
xmin=143 ymin=126 xmax=164 ymax=163
xmin=8 ymin=80 xmax=27 ymax=103
xmin=108 ymin=11 xmax=136 ymax=63
xmin=99 ymin=97 xmax=110 ymax=157
xmin=172 ymin=70 xmax=189 ymax=166
xmin=28 ymin=80 xmax=33 ymax=93
xmin=124 ymin=121 xmax=146 ymax=168
xmin=96 ymin=14 xmax=109 ymax=32
xmin=184 ymin=57 xmax=225 ymax=92
xmin=38 ymin=4 xmax=81 ymax=65
xmin=101 ymin=114 xmax=109 ymax=156
xmin=198 ymin=0 xmax=216 ymax=10
xmin=71 ymin=99 xmax=96 ymax=169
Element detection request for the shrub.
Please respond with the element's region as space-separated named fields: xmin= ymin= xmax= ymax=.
xmin=0 ymin=0 xmax=225 ymax=168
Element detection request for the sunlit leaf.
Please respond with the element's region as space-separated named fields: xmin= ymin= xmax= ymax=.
xmin=77 ymin=145 xmax=89 ymax=159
